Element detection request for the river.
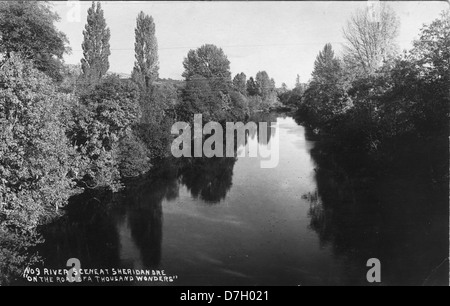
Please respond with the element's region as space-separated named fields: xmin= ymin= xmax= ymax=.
xmin=31 ymin=114 xmax=448 ymax=286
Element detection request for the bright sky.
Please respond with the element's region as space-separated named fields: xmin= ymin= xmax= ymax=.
xmin=52 ymin=1 xmax=448 ymax=88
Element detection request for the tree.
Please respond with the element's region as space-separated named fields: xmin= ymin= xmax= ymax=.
xmin=229 ymin=91 xmax=249 ymax=120
xmin=80 ymin=2 xmax=111 ymax=86
xmin=131 ymin=12 xmax=163 ymax=126
xmin=144 ymin=82 xmax=178 ymax=123
xmin=71 ymin=75 xmax=142 ymax=190
xmin=246 ymin=77 xmax=258 ymax=96
xmin=182 ymin=44 xmax=232 ymax=91
xmin=132 ymin=11 xmax=159 ymax=91
xmin=300 ymin=44 xmax=349 ymax=129
xmin=312 ymin=43 xmax=342 ymax=85
xmin=118 ymin=130 xmax=151 ymax=178
xmin=410 ymin=9 xmax=450 ymax=85
xmin=350 ymin=9 xmax=450 ymax=141
xmin=245 ymin=72 xmax=278 ymax=110
xmin=247 ymin=95 xmax=263 ymax=113
xmin=255 ymin=71 xmax=278 ymax=108
xmin=177 ymin=75 xmax=228 ymax=122
xmin=255 ymin=71 xmax=270 ymax=97
xmin=343 ymin=3 xmax=400 ymax=75
xmin=233 ymin=73 xmax=247 ymax=95
xmin=138 ymin=81 xmax=178 ymax=160
xmin=0 ymin=54 xmax=77 ymax=283
xmin=404 ymin=9 xmax=449 ymax=134
xmin=254 ymin=71 xmax=276 ymax=99
xmin=295 ymin=75 xmax=301 ymax=88
xmin=180 ymin=45 xmax=238 ymax=121
xmin=278 ymin=83 xmax=292 ymax=106
xmin=0 ymin=1 xmax=69 ymax=82
xmin=279 ymin=86 xmax=304 ymax=109
xmin=59 ymin=64 xmax=82 ymax=94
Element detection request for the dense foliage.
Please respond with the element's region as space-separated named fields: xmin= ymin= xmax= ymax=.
xmin=70 ymin=75 xmax=145 ymax=190
xmin=177 ymin=44 xmax=253 ymax=122
xmin=0 ymin=54 xmax=77 ymax=284
xmin=297 ymin=9 xmax=449 ymax=154
xmin=232 ymin=72 xmax=247 ymax=96
xmin=0 ymin=1 xmax=69 ymax=82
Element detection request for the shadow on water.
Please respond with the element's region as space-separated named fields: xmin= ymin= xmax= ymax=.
xmin=179 ymin=157 xmax=237 ymax=204
xmin=303 ymin=128 xmax=449 ymax=286
xmin=29 ymin=155 xmax=240 ymax=284
xmin=177 ymin=112 xmax=278 ymax=204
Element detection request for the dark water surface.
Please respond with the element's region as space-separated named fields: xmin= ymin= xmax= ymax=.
xmin=32 ymin=115 xmax=448 ymax=286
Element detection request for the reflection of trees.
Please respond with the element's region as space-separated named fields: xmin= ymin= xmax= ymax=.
xmin=36 ymin=152 xmax=237 ymax=276
xmin=174 ymin=113 xmax=285 ymax=204
xmin=249 ymin=112 xmax=277 ymax=145
xmin=34 ymin=114 xmax=286 ymax=278
xmin=305 ymin=136 xmax=449 ymax=285
xmin=124 ymin=166 xmax=179 ymax=268
xmin=38 ymin=191 xmax=122 ymax=270
xmin=178 ymin=157 xmax=237 ymax=204
xmin=173 ymin=113 xmax=281 ymax=205
xmin=37 ymin=165 xmax=179 ymax=273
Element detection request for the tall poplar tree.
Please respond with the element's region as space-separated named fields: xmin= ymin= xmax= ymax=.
xmin=132 ymin=11 xmax=159 ymax=91
xmin=80 ymin=2 xmax=111 ymax=84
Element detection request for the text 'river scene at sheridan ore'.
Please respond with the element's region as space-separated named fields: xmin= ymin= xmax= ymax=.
xmin=0 ymin=1 xmax=449 ymax=286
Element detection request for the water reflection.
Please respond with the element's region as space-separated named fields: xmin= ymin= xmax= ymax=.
xmin=303 ymin=130 xmax=449 ymax=285
xmin=21 ymin=114 xmax=447 ymax=286
xmin=39 ymin=192 xmax=121 ymax=270
xmin=179 ymin=157 xmax=237 ymax=204
xmin=251 ymin=112 xmax=278 ymax=145
xmin=35 ymin=126 xmax=248 ymax=274
xmin=123 ymin=175 xmax=173 ymax=268
xmin=178 ymin=112 xmax=278 ymax=204
xmin=37 ymin=173 xmax=174 ymax=278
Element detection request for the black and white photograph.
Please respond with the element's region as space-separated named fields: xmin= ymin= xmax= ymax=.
xmin=0 ymin=0 xmax=449 ymax=290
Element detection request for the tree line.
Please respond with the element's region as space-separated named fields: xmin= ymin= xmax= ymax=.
xmin=285 ymin=4 xmax=449 ymax=156
xmin=0 ymin=1 xmax=282 ymax=284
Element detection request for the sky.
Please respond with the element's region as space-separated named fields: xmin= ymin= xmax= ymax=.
xmin=51 ymin=1 xmax=448 ymax=88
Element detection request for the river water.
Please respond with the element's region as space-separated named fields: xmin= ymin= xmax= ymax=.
xmin=33 ymin=114 xmax=448 ymax=286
